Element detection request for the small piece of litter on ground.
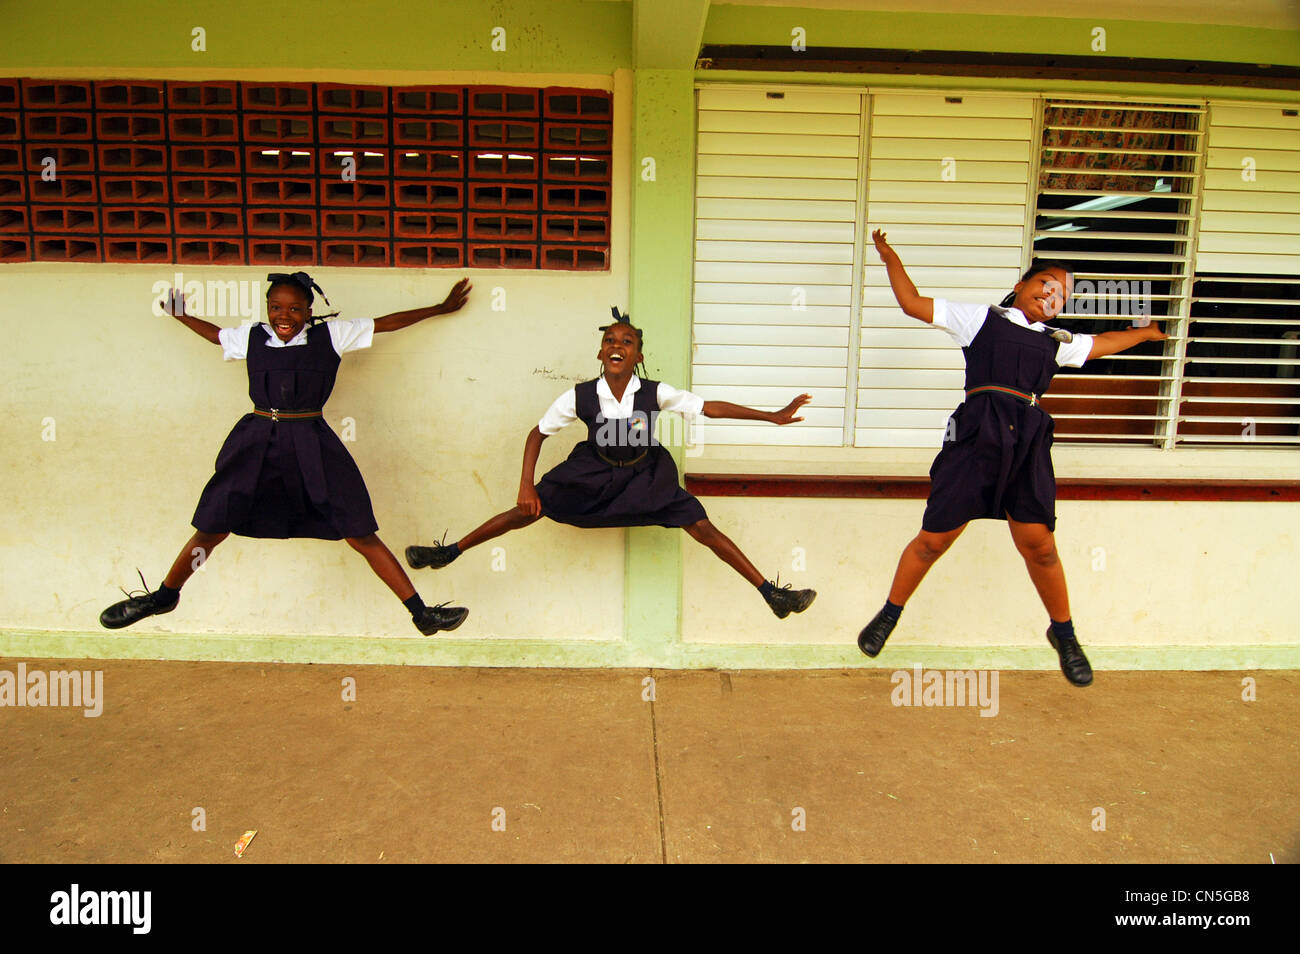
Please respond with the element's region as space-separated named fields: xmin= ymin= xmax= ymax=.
xmin=990 ymin=739 xmax=1016 ymax=745
xmin=379 ymin=850 xmax=385 ymax=860
xmin=884 ymin=793 xmax=898 ymax=800
xmin=234 ymin=830 xmax=257 ymax=858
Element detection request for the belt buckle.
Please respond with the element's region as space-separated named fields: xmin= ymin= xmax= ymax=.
xmin=270 ymin=407 xmax=280 ymax=422
xmin=1029 ymin=393 xmax=1039 ymax=407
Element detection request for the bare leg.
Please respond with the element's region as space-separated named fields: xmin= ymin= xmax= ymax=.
xmin=456 ymin=505 xmax=541 ymax=552
xmin=346 ymin=533 xmax=419 ymax=601
xmin=683 ymin=519 xmax=765 ymax=587
xmin=1007 ymin=517 xmax=1071 ymax=622
xmin=162 ymin=530 xmax=229 ymax=589
xmin=885 ymin=524 xmax=967 ymax=605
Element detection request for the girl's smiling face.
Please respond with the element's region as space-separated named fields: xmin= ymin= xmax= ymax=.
xmin=598 ymin=322 xmax=643 ymax=377
xmin=1013 ymin=267 xmax=1072 ymax=323
xmin=266 ymin=284 xmax=312 ymax=342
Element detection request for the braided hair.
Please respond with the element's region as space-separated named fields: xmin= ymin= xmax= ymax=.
xmin=266 ymin=271 xmax=340 ymax=323
xmin=600 ymin=306 xmax=649 ymax=378
xmin=999 ymin=260 xmax=1074 ymax=311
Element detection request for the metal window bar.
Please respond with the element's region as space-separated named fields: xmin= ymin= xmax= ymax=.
xmin=1032 ymin=98 xmax=1206 ymax=447
xmin=1178 ymin=275 xmax=1300 ymax=446
xmin=1180 ymin=101 xmax=1300 ymax=447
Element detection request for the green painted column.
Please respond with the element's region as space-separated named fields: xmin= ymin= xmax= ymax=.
xmin=627 ymin=68 xmax=697 ymax=661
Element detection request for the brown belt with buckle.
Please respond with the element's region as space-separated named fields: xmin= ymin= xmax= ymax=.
xmin=253 ymin=407 xmax=323 ymax=422
xmin=595 ymin=448 xmax=649 ymax=468
xmin=965 ymin=385 xmax=1041 ymax=407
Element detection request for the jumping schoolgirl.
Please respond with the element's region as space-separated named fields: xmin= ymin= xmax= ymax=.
xmin=99 ymin=272 xmax=472 ymax=636
xmin=858 ymin=231 xmax=1168 ymax=685
xmin=405 ymin=311 xmax=818 ymax=619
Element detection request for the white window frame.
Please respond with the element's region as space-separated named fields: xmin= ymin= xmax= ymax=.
xmin=688 ymin=81 xmax=1300 ymax=482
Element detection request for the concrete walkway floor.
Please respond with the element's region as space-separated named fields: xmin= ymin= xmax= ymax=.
xmin=1 ymin=658 xmax=1296 ymax=864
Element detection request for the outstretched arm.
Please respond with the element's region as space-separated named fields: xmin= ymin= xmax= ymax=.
xmin=373 ymin=277 xmax=472 ymax=333
xmin=702 ymin=394 xmax=811 ymax=424
xmin=516 ymin=426 xmax=549 ymax=516
xmin=162 ymin=289 xmax=221 ymax=344
xmin=872 ymin=229 xmax=934 ymax=323
xmin=1087 ymin=323 xmax=1168 ymax=360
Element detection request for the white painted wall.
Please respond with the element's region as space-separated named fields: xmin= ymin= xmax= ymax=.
xmin=683 ymin=495 xmax=1300 ymax=648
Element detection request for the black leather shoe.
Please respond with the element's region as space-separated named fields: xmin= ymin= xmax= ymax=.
xmin=413 ymin=603 xmax=469 ymax=636
xmin=1046 ymin=626 xmax=1093 ymax=687
xmin=763 ymin=581 xmax=816 ymax=619
xmin=100 ymin=572 xmax=178 ymax=630
xmin=857 ymin=608 xmax=898 ymax=657
xmin=405 ymin=540 xmax=459 ymax=570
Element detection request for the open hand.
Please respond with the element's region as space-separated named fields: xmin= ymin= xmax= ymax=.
xmin=161 ymin=287 xmax=190 ymax=318
xmin=871 ymin=228 xmax=894 ymax=261
xmin=771 ymin=393 xmax=812 ymax=425
xmin=517 ymin=485 xmax=542 ymax=517
xmin=439 ymin=277 xmax=472 ymax=315
xmin=1139 ymin=321 xmax=1169 ymax=342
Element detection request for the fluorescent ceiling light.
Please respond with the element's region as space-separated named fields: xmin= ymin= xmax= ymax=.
xmin=1061 ymin=178 xmax=1173 ymax=213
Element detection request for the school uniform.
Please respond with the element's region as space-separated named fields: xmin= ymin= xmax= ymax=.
xmin=533 ymin=374 xmax=708 ymax=528
xmin=190 ymin=319 xmax=378 ymax=540
xmin=922 ymin=301 xmax=1094 ymax=534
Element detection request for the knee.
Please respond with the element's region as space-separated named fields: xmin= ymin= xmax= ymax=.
xmin=913 ymin=532 xmax=953 ymax=563
xmin=1017 ymin=536 xmax=1059 ymax=568
xmin=512 ymin=506 xmax=542 ymax=526
xmin=685 ymin=519 xmax=716 ymax=542
xmin=195 ymin=531 xmax=228 ymax=548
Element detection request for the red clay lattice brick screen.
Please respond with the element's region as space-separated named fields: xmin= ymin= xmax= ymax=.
xmin=0 ymin=79 xmax=612 ymax=269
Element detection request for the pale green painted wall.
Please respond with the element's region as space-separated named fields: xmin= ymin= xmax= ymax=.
xmin=5 ymin=1 xmax=1295 ymax=72
xmin=0 ymin=0 xmax=633 ymax=72
xmin=627 ymin=69 xmax=699 ymax=655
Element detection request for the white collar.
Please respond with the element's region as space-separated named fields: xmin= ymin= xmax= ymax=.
xmin=596 ymin=374 xmax=641 ymax=403
xmin=260 ymin=322 xmax=309 ymax=347
xmin=992 ymin=305 xmax=1046 ymax=332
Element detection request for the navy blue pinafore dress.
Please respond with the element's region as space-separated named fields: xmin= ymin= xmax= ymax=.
xmin=191 ymin=324 xmax=379 ymax=540
xmin=922 ymin=307 xmax=1062 ymax=533
xmin=534 ymin=378 xmax=708 ymax=529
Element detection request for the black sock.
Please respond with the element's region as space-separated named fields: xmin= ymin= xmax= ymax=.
xmin=881 ymin=599 xmax=904 ymax=622
xmin=154 ymin=583 xmax=180 ymax=606
xmin=403 ymin=594 xmax=428 ymax=618
xmin=758 ymin=580 xmax=776 ymax=598
xmin=1051 ymin=618 xmax=1075 ymax=640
